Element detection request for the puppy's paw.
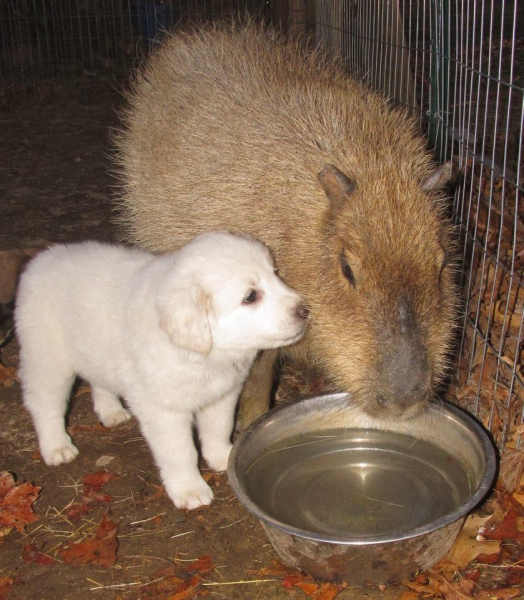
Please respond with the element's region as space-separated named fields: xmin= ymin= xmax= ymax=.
xmin=204 ymin=443 xmax=233 ymax=472
xmin=166 ymin=477 xmax=214 ymax=510
xmin=99 ymin=408 xmax=132 ymax=429
xmin=42 ymin=440 xmax=79 ymax=466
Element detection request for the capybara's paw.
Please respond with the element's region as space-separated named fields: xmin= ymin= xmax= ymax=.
xmin=166 ymin=477 xmax=214 ymax=510
xmin=99 ymin=407 xmax=132 ymax=429
xmin=41 ymin=440 xmax=79 ymax=466
xmin=204 ymin=443 xmax=232 ymax=472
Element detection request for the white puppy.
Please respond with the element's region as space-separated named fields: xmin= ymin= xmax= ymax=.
xmin=15 ymin=231 xmax=308 ymax=509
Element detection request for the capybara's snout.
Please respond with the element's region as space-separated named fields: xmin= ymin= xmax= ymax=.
xmin=378 ymin=334 xmax=431 ymax=415
xmin=376 ymin=296 xmax=432 ymax=415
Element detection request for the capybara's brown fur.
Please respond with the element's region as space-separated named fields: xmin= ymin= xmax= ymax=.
xmin=116 ymin=21 xmax=457 ymax=426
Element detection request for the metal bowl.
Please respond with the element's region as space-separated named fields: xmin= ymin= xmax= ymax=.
xmin=228 ymin=393 xmax=497 ymax=585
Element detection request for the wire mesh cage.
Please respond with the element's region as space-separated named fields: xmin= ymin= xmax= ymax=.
xmin=2 ymin=0 xmax=523 ymax=451
xmin=0 ymin=0 xmax=270 ymax=95
xmin=316 ymin=0 xmax=524 ymax=451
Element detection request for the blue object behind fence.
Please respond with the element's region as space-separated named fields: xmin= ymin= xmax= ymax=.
xmin=130 ymin=0 xmax=180 ymax=44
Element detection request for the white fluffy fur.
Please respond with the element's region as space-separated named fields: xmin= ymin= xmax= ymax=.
xmin=15 ymin=231 xmax=307 ymax=509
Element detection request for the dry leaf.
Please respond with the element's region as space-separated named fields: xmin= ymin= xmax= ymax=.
xmin=59 ymin=513 xmax=118 ymax=568
xmin=65 ymin=471 xmax=113 ymax=520
xmin=250 ymin=559 xmax=302 ymax=578
xmin=282 ymin=574 xmax=306 ymax=589
xmin=316 ymin=581 xmax=347 ymax=600
xmin=0 ymin=472 xmax=40 ymax=537
xmin=294 ymin=581 xmax=319 ymax=596
xmin=22 ymin=542 xmax=54 ymax=565
xmin=438 ymin=575 xmax=476 ymax=599
xmin=514 ymin=488 xmax=524 ymax=508
xmin=498 ymin=449 xmax=524 ymax=494
xmin=483 ymin=508 xmax=524 ymax=541
xmin=185 ymin=554 xmax=214 ymax=573
xmin=166 ymin=575 xmax=201 ymax=600
xmin=95 ymin=455 xmax=115 ymax=468
xmin=0 ymin=577 xmax=13 ymax=600
xmin=448 ymin=513 xmax=502 ymax=567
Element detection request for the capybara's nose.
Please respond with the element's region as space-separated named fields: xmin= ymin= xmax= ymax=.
xmin=383 ymin=334 xmax=430 ymax=409
xmin=296 ymin=304 xmax=309 ymax=320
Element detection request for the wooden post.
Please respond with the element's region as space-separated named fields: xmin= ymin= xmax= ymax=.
xmin=288 ymin=0 xmax=307 ymax=36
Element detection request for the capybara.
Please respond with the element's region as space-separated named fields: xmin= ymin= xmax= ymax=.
xmin=115 ymin=21 xmax=457 ymax=427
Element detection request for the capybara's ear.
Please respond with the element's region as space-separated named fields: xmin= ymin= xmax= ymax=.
xmin=318 ymin=164 xmax=356 ymax=209
xmin=158 ymin=286 xmax=212 ymax=355
xmin=421 ymin=161 xmax=455 ymax=192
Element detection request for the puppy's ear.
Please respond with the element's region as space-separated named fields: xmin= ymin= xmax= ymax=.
xmin=158 ymin=286 xmax=212 ymax=355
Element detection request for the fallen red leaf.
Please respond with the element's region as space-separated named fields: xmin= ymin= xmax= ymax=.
xmin=0 ymin=577 xmax=13 ymax=600
xmin=167 ymin=575 xmax=202 ymax=600
xmin=505 ymin=569 xmax=523 ymax=586
xmin=403 ymin=573 xmax=441 ymax=594
xmin=250 ymin=559 xmax=302 ymax=578
xmin=66 ymin=471 xmax=114 ymax=520
xmin=185 ymin=555 xmax=214 ymax=574
xmin=22 ymin=542 xmax=54 ymax=565
xmin=475 ymin=552 xmax=501 ymax=564
xmin=0 ymin=472 xmax=40 ymax=537
xmin=282 ymin=574 xmax=306 ymax=589
xmin=83 ymin=471 xmax=113 ymax=490
xmin=316 ymin=582 xmax=348 ymax=600
xmin=59 ymin=513 xmax=118 ymax=568
xmin=280 ymin=573 xmax=345 ymax=598
xmin=484 ymin=508 xmax=524 ymax=541
xmin=294 ymin=580 xmax=320 ymax=596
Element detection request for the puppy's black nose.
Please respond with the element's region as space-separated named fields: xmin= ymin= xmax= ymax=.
xmin=296 ymin=305 xmax=309 ymax=320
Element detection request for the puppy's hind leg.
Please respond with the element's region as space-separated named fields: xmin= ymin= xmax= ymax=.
xmin=20 ymin=360 xmax=78 ymax=467
xmin=92 ymin=386 xmax=132 ymax=428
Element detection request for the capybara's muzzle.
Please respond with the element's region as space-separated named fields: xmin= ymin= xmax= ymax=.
xmin=378 ymin=333 xmax=431 ymax=413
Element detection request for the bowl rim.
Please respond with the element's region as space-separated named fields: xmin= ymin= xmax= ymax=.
xmin=227 ymin=393 xmax=498 ymax=546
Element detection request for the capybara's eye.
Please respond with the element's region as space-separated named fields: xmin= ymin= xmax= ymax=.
xmin=243 ymin=289 xmax=259 ymax=304
xmin=341 ymin=255 xmax=356 ymax=287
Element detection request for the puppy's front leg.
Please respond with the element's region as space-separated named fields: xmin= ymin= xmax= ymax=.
xmin=133 ymin=405 xmax=213 ymax=510
xmin=197 ymin=390 xmax=239 ymax=473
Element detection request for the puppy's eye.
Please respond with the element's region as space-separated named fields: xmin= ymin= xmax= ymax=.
xmin=341 ymin=255 xmax=356 ymax=287
xmin=243 ymin=289 xmax=258 ymax=304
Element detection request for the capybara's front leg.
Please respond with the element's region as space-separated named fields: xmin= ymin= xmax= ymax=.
xmin=236 ymin=349 xmax=278 ymax=430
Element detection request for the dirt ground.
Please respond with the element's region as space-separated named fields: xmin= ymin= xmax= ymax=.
xmin=0 ymin=90 xmax=521 ymax=600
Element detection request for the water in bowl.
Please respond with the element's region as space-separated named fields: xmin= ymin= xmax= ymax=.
xmin=243 ymin=428 xmax=473 ymax=538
